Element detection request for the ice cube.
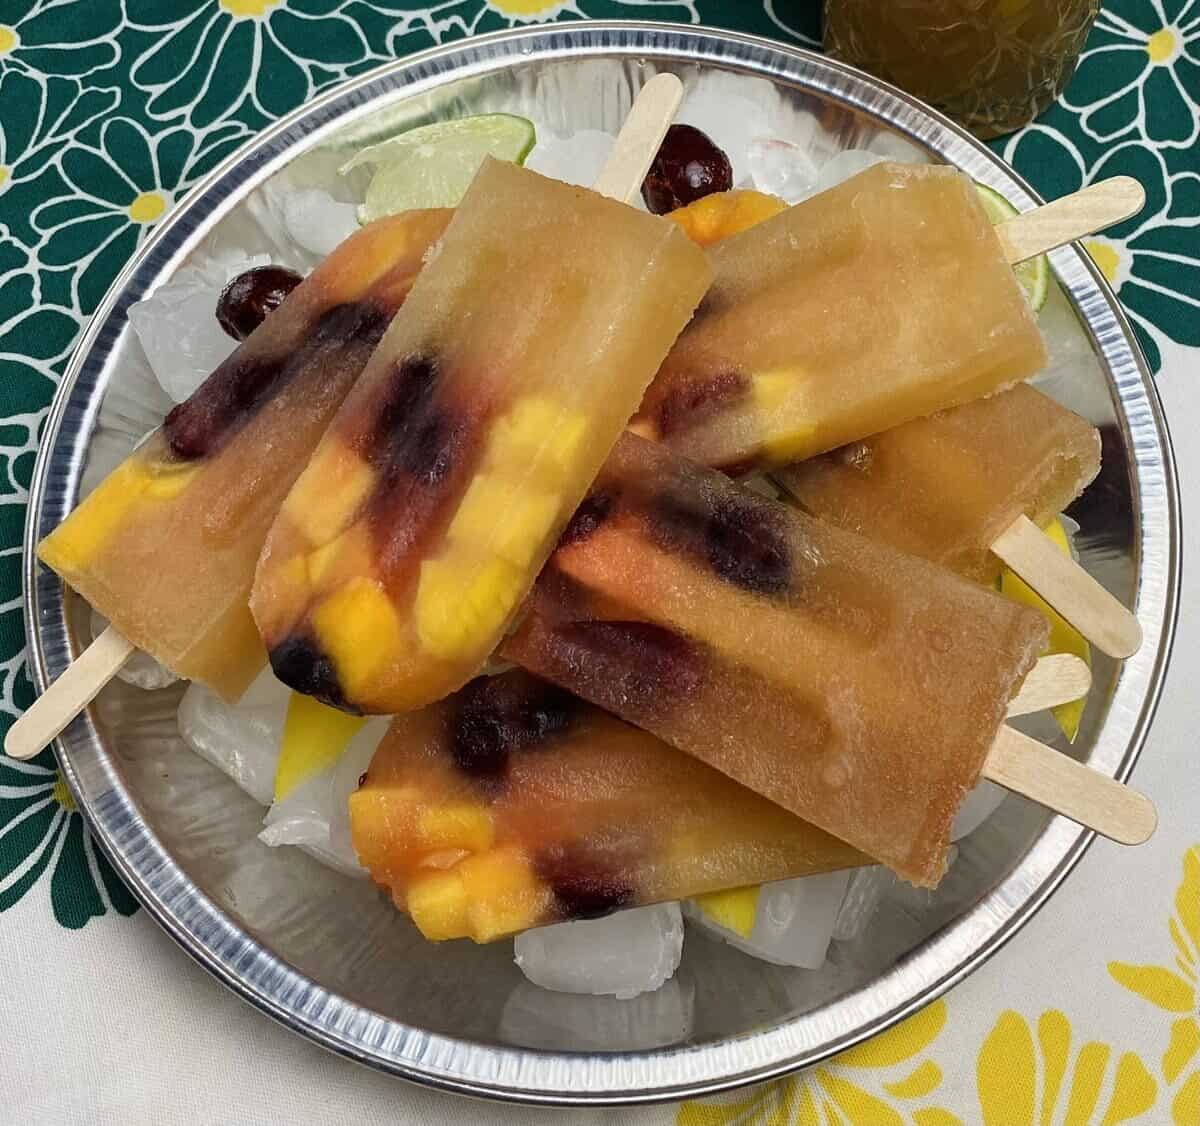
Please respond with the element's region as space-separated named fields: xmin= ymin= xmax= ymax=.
xmin=258 ymin=716 xmax=389 ymax=877
xmin=128 ymin=251 xmax=272 ymax=403
xmin=499 ymin=977 xmax=695 ymax=1051
xmin=817 ymin=149 xmax=889 ymax=192
xmin=525 ymin=129 xmax=616 ymax=189
xmin=514 ymin=902 xmax=684 ymax=999
xmin=686 ymin=870 xmax=850 ymax=969
xmin=678 ymin=71 xmax=784 ymax=184
xmin=832 ymin=865 xmax=893 ymax=943
xmin=90 ymin=609 xmax=177 ymax=691
xmin=276 ymin=188 xmax=359 ymax=259
xmin=176 ymin=668 xmax=290 ymax=806
xmin=746 ymin=137 xmax=820 ymax=204
xmin=951 ymin=779 xmax=1007 ymax=841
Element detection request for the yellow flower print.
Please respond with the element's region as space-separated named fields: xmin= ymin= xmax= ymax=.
xmin=487 ymin=0 xmax=565 ymax=15
xmin=677 ymin=999 xmax=960 ymax=1126
xmin=976 ymin=1009 xmax=1156 ymax=1125
xmin=1109 ymin=845 xmax=1200 ymax=1126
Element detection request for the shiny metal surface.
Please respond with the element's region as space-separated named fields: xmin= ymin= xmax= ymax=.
xmin=22 ymin=22 xmax=1179 ymax=1106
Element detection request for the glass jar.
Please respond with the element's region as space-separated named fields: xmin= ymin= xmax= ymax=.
xmin=823 ymin=0 xmax=1100 ymax=138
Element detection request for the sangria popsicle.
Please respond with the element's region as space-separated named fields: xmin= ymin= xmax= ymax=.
xmin=253 ymin=120 xmax=711 ymax=714
xmin=37 ymin=209 xmax=451 ymax=700
xmin=503 ymin=433 xmax=1050 ymax=886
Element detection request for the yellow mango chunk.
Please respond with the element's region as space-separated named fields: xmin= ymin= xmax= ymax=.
xmin=417 ymin=803 xmax=495 ymax=854
xmin=1001 ymin=516 xmax=1090 ymax=742
xmin=407 ymin=869 xmax=470 ymax=941
xmin=447 ymin=474 xmax=560 ymax=570
xmin=37 ymin=458 xmax=151 ymax=573
xmin=348 ymin=785 xmax=426 ymax=876
xmin=311 ymin=577 xmax=402 ymax=701
xmin=282 ymin=439 xmax=374 ymax=547
xmin=487 ymin=396 xmax=589 ymax=478
xmin=752 ymin=369 xmax=801 ymax=414
xmin=692 ymin=885 xmax=760 ymax=938
xmin=753 ymin=372 xmax=818 ymax=463
xmin=273 ymin=691 xmax=366 ymax=802
xmin=415 ymin=553 xmax=524 ymax=661
xmin=458 ymin=847 xmax=549 ymax=942
xmin=666 ymin=189 xmax=788 ymax=247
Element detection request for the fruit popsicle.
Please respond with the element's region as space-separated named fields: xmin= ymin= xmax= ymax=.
xmin=632 ymin=162 xmax=1047 ymax=474
xmin=251 ymin=157 xmax=711 ymax=714
xmin=501 ymin=433 xmax=1049 ymax=887
xmin=37 ymin=210 xmax=452 ymax=700
xmin=774 ymin=384 xmax=1102 ymax=584
xmin=349 ymin=670 xmax=864 ymax=943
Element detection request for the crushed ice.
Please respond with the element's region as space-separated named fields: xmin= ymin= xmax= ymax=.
xmin=176 ymin=668 xmax=289 ymax=807
xmin=129 ymin=250 xmax=272 ymax=404
xmin=525 ymin=129 xmax=616 ymax=190
xmin=515 ymin=902 xmax=684 ymax=998
xmin=685 ymin=870 xmax=851 ymax=969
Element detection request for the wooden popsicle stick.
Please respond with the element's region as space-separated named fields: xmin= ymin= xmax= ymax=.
xmin=1007 ymin=653 xmax=1090 ymax=717
xmin=992 ymin=515 xmax=1142 ymax=659
xmin=995 ymin=176 xmax=1145 ymax=265
xmin=983 ymin=725 xmax=1156 ymax=845
xmin=5 ymin=78 xmax=687 ymax=765
xmin=591 ymin=73 xmax=682 ymax=203
xmin=4 ymin=625 xmax=133 ymax=761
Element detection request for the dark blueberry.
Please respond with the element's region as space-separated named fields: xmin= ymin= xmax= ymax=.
xmin=552 ymin=620 xmax=702 ymax=716
xmin=558 ymin=491 xmax=614 ymax=548
xmin=653 ymin=369 xmax=748 ymax=437
xmin=399 ymin=412 xmax=459 ymax=484
xmin=310 ymin=299 xmax=391 ymax=347
xmin=163 ymin=299 xmax=388 ymax=461
xmin=216 ymin=265 xmax=303 ymax=340
xmin=371 ymin=355 xmax=440 ymax=449
xmin=536 ymin=845 xmax=634 ymax=921
xmin=649 ymin=490 xmax=790 ymax=596
xmin=365 ymin=355 xmax=464 ymax=485
xmin=268 ymin=635 xmax=357 ymax=713
xmin=641 ymin=124 xmax=733 ymax=215
xmin=163 ymin=353 xmax=287 ymax=460
xmin=447 ymin=674 xmax=578 ymax=781
xmin=704 ymin=497 xmax=791 ymax=595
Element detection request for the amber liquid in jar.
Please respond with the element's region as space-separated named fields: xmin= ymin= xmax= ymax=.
xmin=823 ymin=0 xmax=1100 ymax=138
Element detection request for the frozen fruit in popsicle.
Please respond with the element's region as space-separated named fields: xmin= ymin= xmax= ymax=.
xmin=774 ymin=383 xmax=1101 ymax=583
xmin=502 ymin=433 xmax=1048 ymax=887
xmin=634 ymin=162 xmax=1048 ymax=474
xmin=252 ymin=157 xmax=711 ymax=714
xmin=37 ymin=209 xmax=451 ymax=699
xmin=349 ymin=669 xmax=862 ymax=942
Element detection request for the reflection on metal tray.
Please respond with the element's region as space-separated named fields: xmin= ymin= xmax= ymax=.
xmin=22 ymin=22 xmax=1178 ymax=1107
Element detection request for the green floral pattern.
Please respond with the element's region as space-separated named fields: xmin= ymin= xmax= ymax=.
xmin=0 ymin=1 xmax=1195 ymax=931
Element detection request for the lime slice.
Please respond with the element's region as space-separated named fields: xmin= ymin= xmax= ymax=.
xmin=975 ymin=182 xmax=1050 ymax=313
xmin=342 ymin=114 xmax=536 ymax=223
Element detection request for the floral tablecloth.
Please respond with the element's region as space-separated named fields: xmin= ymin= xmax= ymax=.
xmin=1 ymin=3 xmax=1197 ymax=1123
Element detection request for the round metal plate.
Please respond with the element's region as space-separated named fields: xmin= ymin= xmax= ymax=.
xmin=22 ymin=21 xmax=1179 ymax=1107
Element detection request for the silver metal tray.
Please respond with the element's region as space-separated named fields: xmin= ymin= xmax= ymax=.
xmin=23 ymin=21 xmax=1179 ymax=1107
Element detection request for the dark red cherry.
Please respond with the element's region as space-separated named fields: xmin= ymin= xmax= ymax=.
xmin=641 ymin=124 xmax=733 ymax=214
xmin=216 ymin=265 xmax=303 ymax=340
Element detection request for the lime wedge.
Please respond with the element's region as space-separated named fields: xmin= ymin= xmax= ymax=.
xmin=342 ymin=114 xmax=536 ymax=223
xmin=975 ymin=182 xmax=1050 ymax=313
